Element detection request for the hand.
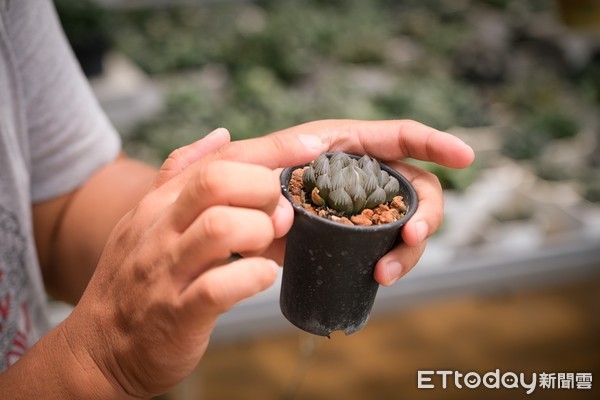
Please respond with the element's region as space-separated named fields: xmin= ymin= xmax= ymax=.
xmin=271 ymin=120 xmax=475 ymax=285
xmin=57 ymin=127 xmax=326 ymax=398
xmin=204 ymin=119 xmax=474 ymax=286
xmin=52 ymin=119 xmax=471 ymax=398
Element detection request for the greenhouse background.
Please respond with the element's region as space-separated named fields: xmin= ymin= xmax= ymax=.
xmin=51 ymin=0 xmax=599 ymax=399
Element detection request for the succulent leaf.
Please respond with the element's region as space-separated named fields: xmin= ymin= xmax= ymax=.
xmin=331 ymin=169 xmax=346 ymax=190
xmin=316 ymin=174 xmax=332 ymax=200
xmin=370 ymin=160 xmax=381 ymax=176
xmin=330 ymin=151 xmax=351 ymax=167
xmin=358 ymin=154 xmax=372 ymax=169
xmin=365 ymin=186 xmax=387 ymax=209
xmin=328 ymin=187 xmax=354 ymax=214
xmin=342 ymin=166 xmax=361 ymax=190
xmin=329 ymin=158 xmax=344 ymax=176
xmin=302 ymin=166 xmax=317 ymax=193
xmin=378 ymin=170 xmax=390 ymax=187
xmin=360 ymin=157 xmax=379 ymax=176
xmin=314 ymin=154 xmax=330 ymax=176
xmin=384 ymin=176 xmax=400 ymax=202
xmin=363 ymin=172 xmax=379 ymax=196
xmin=347 ymin=184 xmax=367 ymax=214
xmin=355 ymin=166 xmax=367 ymax=184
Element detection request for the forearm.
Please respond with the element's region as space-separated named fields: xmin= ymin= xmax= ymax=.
xmin=35 ymin=155 xmax=157 ymax=304
xmin=0 ymin=322 xmax=136 ymax=400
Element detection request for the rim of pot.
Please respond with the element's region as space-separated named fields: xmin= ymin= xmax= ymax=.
xmin=280 ymin=152 xmax=419 ymax=233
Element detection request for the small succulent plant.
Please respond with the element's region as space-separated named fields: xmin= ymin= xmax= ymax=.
xmin=301 ymin=152 xmax=400 ymax=215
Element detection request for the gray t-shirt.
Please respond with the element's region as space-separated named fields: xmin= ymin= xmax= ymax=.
xmin=0 ymin=0 xmax=120 ymax=370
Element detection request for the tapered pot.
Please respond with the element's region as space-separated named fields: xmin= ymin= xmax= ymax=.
xmin=279 ymin=154 xmax=418 ymax=336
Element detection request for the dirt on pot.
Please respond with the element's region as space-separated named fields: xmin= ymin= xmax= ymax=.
xmin=288 ymin=167 xmax=408 ymax=227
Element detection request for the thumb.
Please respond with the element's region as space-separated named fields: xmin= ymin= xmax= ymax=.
xmin=152 ymin=128 xmax=231 ymax=189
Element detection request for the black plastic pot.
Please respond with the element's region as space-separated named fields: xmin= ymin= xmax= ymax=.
xmin=279 ymin=153 xmax=418 ymax=336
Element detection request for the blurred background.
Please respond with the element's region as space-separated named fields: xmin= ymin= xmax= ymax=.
xmin=52 ymin=0 xmax=599 ymax=398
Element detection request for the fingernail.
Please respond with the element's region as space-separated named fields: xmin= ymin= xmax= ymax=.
xmin=297 ymin=134 xmax=323 ymax=152
xmin=415 ymin=220 xmax=428 ymax=244
xmin=205 ymin=127 xmax=229 ymax=139
xmin=383 ymin=260 xmax=403 ymax=285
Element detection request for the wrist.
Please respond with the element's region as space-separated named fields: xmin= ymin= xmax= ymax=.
xmin=8 ymin=322 xmax=141 ymax=399
xmin=0 ymin=321 xmax=140 ymax=400
xmin=55 ymin=317 xmax=143 ymax=400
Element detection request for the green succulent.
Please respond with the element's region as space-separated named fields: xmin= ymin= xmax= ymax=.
xmin=302 ymin=152 xmax=400 ymax=215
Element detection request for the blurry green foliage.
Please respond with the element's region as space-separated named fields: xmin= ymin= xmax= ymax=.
xmin=583 ymin=174 xmax=600 ymax=203
xmin=502 ymin=112 xmax=580 ymax=160
xmin=113 ymin=0 xmax=399 ymax=78
xmin=575 ymin=55 xmax=600 ymax=105
xmin=108 ymin=0 xmax=595 ymax=196
xmin=409 ymin=160 xmax=480 ymax=192
xmin=373 ymin=75 xmax=490 ymax=129
xmin=55 ymin=0 xmax=112 ymax=45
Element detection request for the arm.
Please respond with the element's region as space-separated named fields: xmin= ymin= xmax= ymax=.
xmin=34 ymin=155 xmax=157 ymax=304
xmin=2 ymin=120 xmax=472 ymax=399
xmin=1 ymin=128 xmax=234 ymax=399
xmin=2 ymin=158 xmax=159 ymax=399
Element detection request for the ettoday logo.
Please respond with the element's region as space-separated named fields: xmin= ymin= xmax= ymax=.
xmin=417 ymin=370 xmax=593 ymax=394
xmin=418 ymin=370 xmax=536 ymax=394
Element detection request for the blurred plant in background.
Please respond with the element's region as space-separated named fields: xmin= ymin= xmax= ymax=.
xmin=57 ymin=0 xmax=599 ymax=198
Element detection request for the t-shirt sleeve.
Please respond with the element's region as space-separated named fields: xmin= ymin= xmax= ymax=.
xmin=11 ymin=0 xmax=121 ymax=202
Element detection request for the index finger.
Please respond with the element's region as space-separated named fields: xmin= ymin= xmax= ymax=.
xmin=158 ymin=119 xmax=473 ymax=205
xmin=207 ymin=133 xmax=327 ymax=169
xmin=157 ymin=133 xmax=326 ymax=197
xmin=272 ymin=119 xmax=475 ymax=169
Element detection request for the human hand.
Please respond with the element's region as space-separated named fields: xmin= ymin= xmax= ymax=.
xmin=272 ymin=120 xmax=474 ymax=286
xmin=159 ymin=119 xmax=473 ymax=286
xmin=56 ymin=127 xmax=327 ymax=398
xmin=55 ymin=119 xmax=471 ymax=398
xmin=205 ymin=119 xmax=474 ymax=286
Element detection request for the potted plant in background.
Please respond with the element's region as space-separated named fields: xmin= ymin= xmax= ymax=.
xmin=280 ymin=152 xmax=418 ymax=336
